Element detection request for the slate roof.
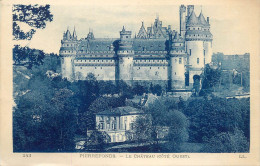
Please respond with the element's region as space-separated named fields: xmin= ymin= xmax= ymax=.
xmin=65 ymin=29 xmax=71 ymax=39
xmin=133 ymin=39 xmax=167 ymax=51
xmin=198 ymin=12 xmax=209 ymax=26
xmin=78 ymin=38 xmax=118 ymax=52
xmin=96 ymin=106 xmax=144 ymax=116
xmin=186 ymin=11 xmax=199 ymax=25
xmin=77 ymin=38 xmax=169 ymax=54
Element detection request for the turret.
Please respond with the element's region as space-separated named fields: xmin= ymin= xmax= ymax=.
xmin=59 ymin=27 xmax=78 ymax=81
xmin=185 ymin=7 xmax=213 ymax=87
xmin=170 ymin=32 xmax=186 ymax=89
xmin=117 ymin=26 xmax=134 ymax=83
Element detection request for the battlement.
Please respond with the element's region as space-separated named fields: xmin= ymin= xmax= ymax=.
xmin=60 ymin=5 xmax=213 ymax=90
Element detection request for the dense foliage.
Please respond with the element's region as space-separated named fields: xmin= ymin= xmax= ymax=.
xmin=13 ymin=45 xmax=46 ymax=69
xmin=183 ymin=96 xmax=250 ymax=152
xmin=132 ymin=98 xmax=189 ymax=152
xmin=13 ymin=4 xmax=53 ymax=40
xmin=13 ymin=51 xmax=250 ymax=152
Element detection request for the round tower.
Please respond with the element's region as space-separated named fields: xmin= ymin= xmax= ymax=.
xmin=170 ymin=32 xmax=186 ymax=89
xmin=116 ymin=26 xmax=134 ymax=83
xmin=199 ymin=14 xmax=213 ymax=64
xmin=185 ymin=10 xmax=212 ymax=85
xmin=59 ymin=27 xmax=78 ymax=81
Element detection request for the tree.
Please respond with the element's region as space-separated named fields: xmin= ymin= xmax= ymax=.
xmin=84 ymin=130 xmax=109 ymax=151
xmin=133 ymin=115 xmax=154 ymax=142
xmin=13 ymin=4 xmax=53 ymax=40
xmin=13 ymin=85 xmax=78 ymax=152
xmin=132 ymin=83 xmax=147 ymax=96
xmin=13 ymin=65 xmax=80 ymax=152
xmin=133 ymin=98 xmax=189 ymax=152
xmin=202 ymin=129 xmax=249 ymax=153
xmin=98 ymin=81 xmax=117 ymax=95
xmin=200 ymin=64 xmax=221 ymax=95
xmin=151 ymin=84 xmax=162 ymax=96
xmin=117 ymin=80 xmax=134 ymax=99
xmin=13 ymin=45 xmax=45 ymax=69
xmin=193 ymin=75 xmax=201 ymax=96
xmin=183 ymin=97 xmax=250 ymax=143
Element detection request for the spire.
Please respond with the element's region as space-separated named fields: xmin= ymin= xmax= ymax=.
xmin=65 ymin=27 xmax=71 ymax=40
xmin=198 ymin=11 xmax=208 ymax=25
xmin=187 ymin=11 xmax=199 ymax=25
xmin=72 ymin=26 xmax=77 ymax=40
xmin=122 ymin=26 xmax=125 ymax=32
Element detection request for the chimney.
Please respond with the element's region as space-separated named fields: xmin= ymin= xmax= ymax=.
xmin=207 ymin=17 xmax=210 ymax=24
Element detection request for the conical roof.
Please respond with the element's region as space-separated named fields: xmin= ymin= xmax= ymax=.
xmin=187 ymin=11 xmax=199 ymax=25
xmin=72 ymin=27 xmax=77 ymax=39
xmin=198 ymin=12 xmax=208 ymax=25
xmin=65 ymin=29 xmax=71 ymax=39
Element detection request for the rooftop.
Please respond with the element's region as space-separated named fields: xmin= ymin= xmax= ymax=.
xmin=96 ymin=106 xmax=144 ymax=116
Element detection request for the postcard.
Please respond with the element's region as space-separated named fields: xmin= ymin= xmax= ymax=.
xmin=0 ymin=0 xmax=259 ymax=165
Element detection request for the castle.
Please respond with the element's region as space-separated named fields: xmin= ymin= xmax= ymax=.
xmin=59 ymin=5 xmax=213 ymax=90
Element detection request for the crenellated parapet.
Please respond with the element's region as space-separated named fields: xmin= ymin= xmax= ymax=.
xmin=59 ymin=5 xmax=213 ymax=90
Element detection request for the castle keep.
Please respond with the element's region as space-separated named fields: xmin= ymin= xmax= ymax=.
xmin=59 ymin=5 xmax=213 ymax=90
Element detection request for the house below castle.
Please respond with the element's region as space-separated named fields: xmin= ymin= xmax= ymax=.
xmin=95 ymin=106 xmax=145 ymax=143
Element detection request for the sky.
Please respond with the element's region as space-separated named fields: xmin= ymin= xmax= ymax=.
xmin=15 ymin=4 xmax=254 ymax=55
